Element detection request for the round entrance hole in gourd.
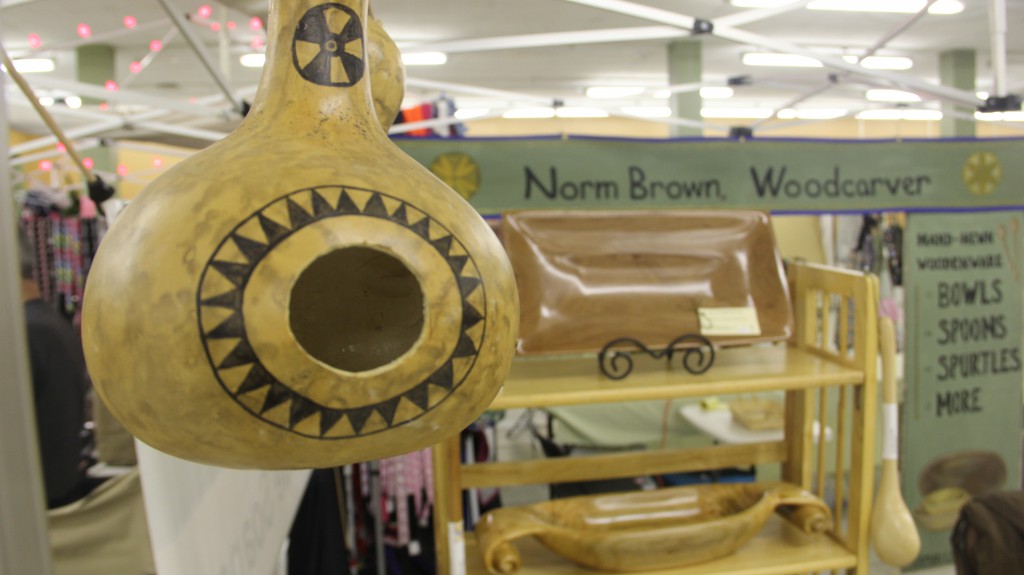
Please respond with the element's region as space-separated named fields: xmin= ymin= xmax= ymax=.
xmin=289 ymin=246 xmax=425 ymax=373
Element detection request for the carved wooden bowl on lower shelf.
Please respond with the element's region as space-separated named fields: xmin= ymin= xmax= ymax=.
xmin=475 ymin=482 xmax=831 ymax=574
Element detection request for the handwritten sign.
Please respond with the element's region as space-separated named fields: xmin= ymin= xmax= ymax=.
xmin=902 ymin=211 xmax=1023 ymax=570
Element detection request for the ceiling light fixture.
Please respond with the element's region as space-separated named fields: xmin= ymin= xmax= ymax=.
xmin=64 ymin=96 xmax=82 ymax=109
xmin=866 ymin=89 xmax=921 ymax=102
xmin=503 ymin=107 xmax=556 ymax=119
xmin=842 ymin=55 xmax=914 ymax=70
xmin=2 ymin=58 xmax=55 ymax=73
xmin=453 ymin=108 xmax=491 ymax=120
xmin=38 ymin=96 xmax=55 ymax=107
xmin=401 ymin=52 xmax=447 ymax=66
xmin=777 ymin=108 xmax=848 ymax=120
xmin=730 ymin=0 xmax=799 ymax=7
xmin=701 ymin=107 xmax=774 ymax=119
xmin=857 ymin=109 xmax=942 ymax=120
xmin=742 ymin=52 xmax=822 ymax=68
xmin=653 ymin=89 xmax=673 ymax=99
xmin=556 ymin=107 xmax=609 ymax=118
xmin=621 ymin=106 xmax=672 ymax=118
xmin=975 ymin=111 xmax=1024 ymax=122
xmin=700 ymin=86 xmax=735 ymax=99
xmin=239 ymin=53 xmax=266 ymax=68
xmin=807 ymin=0 xmax=964 ymax=14
xmin=586 ymin=86 xmax=646 ymax=99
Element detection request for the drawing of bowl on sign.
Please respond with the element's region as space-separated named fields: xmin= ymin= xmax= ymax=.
xmin=914 ymin=450 xmax=1006 ymax=531
xmin=474 ymin=482 xmax=831 ymax=574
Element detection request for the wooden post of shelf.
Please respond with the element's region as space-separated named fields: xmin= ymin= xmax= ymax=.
xmin=433 ymin=432 xmax=465 ymax=575
xmin=845 ymin=275 xmax=880 ymax=569
xmin=783 ymin=263 xmax=817 ymax=488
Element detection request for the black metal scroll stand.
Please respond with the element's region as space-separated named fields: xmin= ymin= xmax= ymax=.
xmin=597 ymin=334 xmax=716 ymax=380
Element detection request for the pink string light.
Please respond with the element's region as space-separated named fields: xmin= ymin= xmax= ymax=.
xmin=123 ymin=15 xmax=138 ymax=29
xmin=150 ymin=39 xmax=163 ymax=52
xmin=40 ymin=160 xmax=54 ymax=172
xmin=249 ymin=17 xmax=263 ymax=31
xmin=27 ymin=33 xmax=42 ymax=49
xmin=251 ymin=36 xmax=265 ymax=50
xmin=130 ymin=61 xmax=143 ymax=74
xmin=210 ymin=22 xmax=222 ymax=32
xmin=83 ymin=157 xmax=95 ymax=170
xmin=76 ymin=23 xmax=92 ymax=39
xmin=227 ymin=21 xmax=237 ymax=30
xmin=116 ymin=164 xmax=129 ymax=177
xmin=152 ymin=157 xmax=164 ymax=169
xmin=99 ymin=102 xmax=110 ymax=111
xmin=104 ymin=80 xmax=119 ymax=92
xmin=197 ymin=4 xmax=213 ymax=19
xmin=56 ymin=142 xmax=67 ymax=153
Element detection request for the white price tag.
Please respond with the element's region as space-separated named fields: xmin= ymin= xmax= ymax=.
xmin=698 ymin=307 xmax=762 ymax=336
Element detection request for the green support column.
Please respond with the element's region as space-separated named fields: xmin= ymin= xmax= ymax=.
xmin=76 ymin=44 xmax=115 ymax=106
xmin=939 ymin=49 xmax=976 ymax=138
xmin=667 ymin=40 xmax=702 ymax=138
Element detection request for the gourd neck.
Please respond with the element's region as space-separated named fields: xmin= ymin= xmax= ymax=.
xmin=246 ymin=0 xmax=380 ymax=138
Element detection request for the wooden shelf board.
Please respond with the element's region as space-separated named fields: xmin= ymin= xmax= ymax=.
xmin=492 ymin=346 xmax=862 ymax=410
xmin=464 ymin=516 xmax=858 ymax=575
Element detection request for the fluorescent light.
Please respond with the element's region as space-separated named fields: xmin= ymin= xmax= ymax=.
xmin=621 ymin=106 xmax=672 ymax=118
xmin=453 ymin=108 xmax=491 ymax=120
xmin=730 ymin=0 xmax=799 ymax=7
xmin=653 ymin=89 xmax=672 ymax=99
xmin=38 ymin=96 xmax=54 ymax=107
xmin=777 ymin=108 xmax=848 ymax=120
xmin=742 ymin=52 xmax=822 ymax=68
xmin=401 ymin=52 xmax=447 ymax=66
xmin=977 ymin=91 xmax=989 ymax=100
xmin=976 ymin=111 xmax=1024 ymax=122
xmin=556 ymin=107 xmax=609 ymax=118
xmin=239 ymin=53 xmax=266 ymax=68
xmin=586 ymin=86 xmax=646 ymax=99
xmin=1 ymin=58 xmax=55 ymax=74
xmin=866 ymin=89 xmax=921 ymax=103
xmin=701 ymin=107 xmax=774 ymax=119
xmin=808 ymin=0 xmax=963 ymax=14
xmin=64 ymin=96 xmax=82 ymax=109
xmin=700 ymin=86 xmax=734 ymax=99
xmin=857 ymin=109 xmax=942 ymax=121
xmin=842 ymin=55 xmax=913 ymax=70
xmin=503 ymin=107 xmax=555 ymax=119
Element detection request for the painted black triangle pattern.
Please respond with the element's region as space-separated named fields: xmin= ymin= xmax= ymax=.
xmin=202 ymin=289 xmax=242 ymax=309
xmin=319 ymin=409 xmax=345 ymax=437
xmin=459 ymin=276 xmax=482 ymax=299
xmin=289 ymin=396 xmax=320 ymax=429
xmin=212 ymin=261 xmax=250 ymax=288
xmin=260 ymin=382 xmax=293 ymax=414
xmin=347 ymin=406 xmax=375 ymax=435
xmin=258 ymin=214 xmax=290 ymax=246
xmin=232 ymin=234 xmax=269 ymax=265
xmin=287 ymin=198 xmax=314 ymax=229
xmin=236 ymin=363 xmax=275 ymax=395
xmin=336 ymin=190 xmax=360 ymax=214
xmin=363 ymin=193 xmax=389 ymax=217
xmin=405 ymin=382 xmax=430 ymax=411
xmin=375 ymin=397 xmax=402 ymax=426
xmin=218 ymin=340 xmax=257 ymax=369
xmin=409 ymin=217 xmax=431 ymax=239
xmin=311 ymin=190 xmax=335 ymax=218
xmin=448 ymin=255 xmax=469 ymax=275
xmin=206 ymin=312 xmax=245 ymax=339
xmin=462 ymin=304 xmax=484 ymax=330
xmin=453 ymin=335 xmax=478 ymax=358
xmin=432 ymin=235 xmax=453 ymax=256
xmin=390 ymin=203 xmax=409 ymax=225
xmin=427 ymin=361 xmax=454 ymax=390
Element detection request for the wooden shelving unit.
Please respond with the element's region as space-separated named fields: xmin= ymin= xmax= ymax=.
xmin=433 ymin=262 xmax=879 ymax=575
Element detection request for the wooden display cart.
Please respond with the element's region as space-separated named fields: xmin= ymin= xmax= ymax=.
xmin=433 ymin=261 xmax=879 ymax=575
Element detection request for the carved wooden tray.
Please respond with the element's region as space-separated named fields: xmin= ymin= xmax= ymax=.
xmin=503 ymin=210 xmax=793 ymax=356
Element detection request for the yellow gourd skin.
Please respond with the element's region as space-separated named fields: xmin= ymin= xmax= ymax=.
xmin=82 ymin=0 xmax=518 ymax=469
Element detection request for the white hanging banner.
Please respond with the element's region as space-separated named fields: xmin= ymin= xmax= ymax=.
xmin=137 ymin=441 xmax=311 ymax=575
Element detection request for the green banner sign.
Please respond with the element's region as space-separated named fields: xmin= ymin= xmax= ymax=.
xmin=395 ymin=137 xmax=1024 ymax=214
xmin=902 ymin=211 xmax=1023 ymax=570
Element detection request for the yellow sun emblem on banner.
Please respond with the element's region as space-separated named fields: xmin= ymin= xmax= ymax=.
xmin=962 ymin=152 xmax=1003 ymax=196
xmin=431 ymin=153 xmax=481 ymax=200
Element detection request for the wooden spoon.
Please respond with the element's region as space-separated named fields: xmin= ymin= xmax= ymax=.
xmin=870 ymin=316 xmax=921 ymax=567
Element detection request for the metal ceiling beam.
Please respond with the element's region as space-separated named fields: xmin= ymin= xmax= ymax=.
xmin=990 ymin=0 xmax=1009 ymax=97
xmin=154 ymin=0 xmax=246 ymax=116
xmin=715 ymin=0 xmax=813 ymax=29
xmin=402 ymin=26 xmax=684 ymax=54
xmin=560 ymin=0 xmax=982 ymax=108
xmin=18 ymin=76 xmax=234 ymax=118
xmin=406 ymin=77 xmax=554 ymax=105
xmin=120 ymin=27 xmax=179 ymax=89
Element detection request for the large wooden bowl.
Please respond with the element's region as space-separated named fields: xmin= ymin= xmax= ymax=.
xmin=476 ymin=482 xmax=831 ymax=573
xmin=503 ymin=210 xmax=792 ymax=356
